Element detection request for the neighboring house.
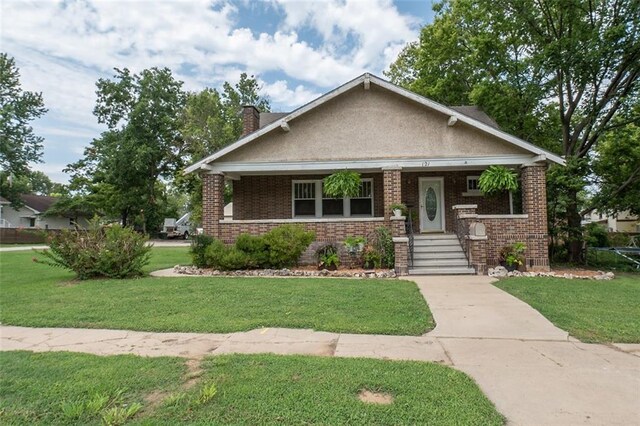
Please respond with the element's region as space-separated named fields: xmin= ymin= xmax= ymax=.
xmin=583 ymin=211 xmax=640 ymax=233
xmin=186 ymin=73 xmax=564 ymax=275
xmin=0 ymin=194 xmax=87 ymax=230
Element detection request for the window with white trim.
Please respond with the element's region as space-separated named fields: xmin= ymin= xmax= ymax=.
xmin=293 ymin=181 xmax=317 ymax=217
xmin=467 ymin=176 xmax=481 ymax=192
xmin=292 ymin=179 xmax=374 ymax=218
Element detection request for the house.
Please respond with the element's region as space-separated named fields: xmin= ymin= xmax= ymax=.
xmin=0 ymin=194 xmax=87 ymax=230
xmin=583 ymin=210 xmax=639 ymax=233
xmin=186 ymin=73 xmax=564 ymax=275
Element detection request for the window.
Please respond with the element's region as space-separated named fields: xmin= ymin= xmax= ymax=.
xmin=293 ymin=181 xmax=317 ymax=217
xmin=292 ymin=178 xmax=374 ymax=218
xmin=29 ymin=218 xmax=36 ymax=227
xmin=467 ymin=176 xmax=481 ymax=192
xmin=350 ymin=180 xmax=373 ymax=216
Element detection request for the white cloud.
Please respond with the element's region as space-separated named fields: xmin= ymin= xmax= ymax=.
xmin=2 ymin=0 xmax=423 ymax=182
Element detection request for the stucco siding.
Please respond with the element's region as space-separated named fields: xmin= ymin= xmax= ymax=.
xmin=219 ymin=85 xmax=528 ymax=163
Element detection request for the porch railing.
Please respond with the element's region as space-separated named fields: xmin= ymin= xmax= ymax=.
xmin=405 ymin=208 xmax=414 ymax=268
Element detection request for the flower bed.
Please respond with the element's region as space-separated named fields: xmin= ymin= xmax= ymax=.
xmin=173 ymin=265 xmax=397 ymax=278
xmin=489 ymin=266 xmax=615 ymax=280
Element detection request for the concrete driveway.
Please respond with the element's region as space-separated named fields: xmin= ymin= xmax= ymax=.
xmin=413 ymin=275 xmax=640 ymax=426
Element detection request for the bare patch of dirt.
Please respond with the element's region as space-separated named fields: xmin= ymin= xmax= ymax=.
xmin=358 ymin=390 xmax=394 ymax=405
xmin=183 ymin=358 xmax=204 ymax=390
xmin=552 ymin=268 xmax=608 ymax=277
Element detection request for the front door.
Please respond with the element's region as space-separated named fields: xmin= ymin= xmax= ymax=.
xmin=419 ymin=178 xmax=445 ymax=232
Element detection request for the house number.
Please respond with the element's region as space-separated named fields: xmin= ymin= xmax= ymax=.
xmin=422 ymin=161 xmax=431 ymax=167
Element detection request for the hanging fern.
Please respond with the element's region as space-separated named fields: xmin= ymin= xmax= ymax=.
xmin=323 ymin=171 xmax=362 ymax=198
xmin=478 ymin=166 xmax=519 ymax=195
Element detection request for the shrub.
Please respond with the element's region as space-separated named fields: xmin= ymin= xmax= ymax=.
xmin=608 ymin=232 xmax=631 ymax=247
xmin=262 ymin=224 xmax=315 ymax=268
xmin=372 ymin=227 xmax=394 ymax=268
xmin=218 ymin=248 xmax=251 ymax=270
xmin=36 ymin=220 xmax=151 ymax=280
xmin=191 ymin=234 xmax=214 ymax=267
xmin=362 ymin=245 xmax=382 ymax=269
xmin=584 ymin=223 xmax=609 ymax=247
xmin=204 ymin=239 xmax=228 ymax=269
xmin=499 ymin=242 xmax=526 ymax=267
xmin=235 ymin=233 xmax=269 ymax=267
xmin=316 ymin=243 xmax=340 ymax=269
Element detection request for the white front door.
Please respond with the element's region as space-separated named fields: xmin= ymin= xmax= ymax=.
xmin=419 ymin=178 xmax=445 ymax=232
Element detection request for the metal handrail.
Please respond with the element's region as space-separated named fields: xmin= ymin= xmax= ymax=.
xmin=405 ymin=209 xmax=414 ymax=268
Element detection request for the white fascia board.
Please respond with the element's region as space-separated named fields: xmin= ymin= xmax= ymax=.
xmin=206 ymin=155 xmax=538 ymax=174
xmin=185 ymin=73 xmax=565 ymax=174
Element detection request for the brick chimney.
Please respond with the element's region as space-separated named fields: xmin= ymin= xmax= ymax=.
xmin=242 ymin=105 xmax=260 ymax=136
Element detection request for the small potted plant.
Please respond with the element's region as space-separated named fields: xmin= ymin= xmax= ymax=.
xmin=499 ymin=242 xmax=526 ymax=271
xmin=316 ymin=243 xmax=340 ymax=271
xmin=389 ymin=203 xmax=407 ymax=218
xmin=344 ymin=236 xmax=366 ymax=254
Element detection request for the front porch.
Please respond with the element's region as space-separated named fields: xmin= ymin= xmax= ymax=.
xmin=201 ymin=161 xmax=550 ymax=275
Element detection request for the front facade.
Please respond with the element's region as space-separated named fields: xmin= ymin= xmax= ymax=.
xmin=187 ymin=74 xmax=564 ymax=274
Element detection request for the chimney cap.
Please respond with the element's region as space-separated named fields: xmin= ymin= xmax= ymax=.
xmin=242 ymin=105 xmax=260 ymax=112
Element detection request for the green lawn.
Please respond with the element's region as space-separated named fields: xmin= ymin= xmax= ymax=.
xmin=0 ymin=249 xmax=433 ymax=335
xmin=495 ymin=275 xmax=640 ymax=343
xmin=0 ymin=351 xmax=504 ymax=425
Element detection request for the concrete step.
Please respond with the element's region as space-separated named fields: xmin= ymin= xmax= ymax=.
xmin=413 ymin=245 xmax=464 ymax=253
xmin=412 ymin=259 xmax=470 ymax=268
xmin=413 ymin=234 xmax=458 ymax=240
xmin=408 ymin=267 xmax=476 ymax=275
xmin=413 ymin=239 xmax=461 ymax=247
xmin=413 ymin=251 xmax=468 ymax=260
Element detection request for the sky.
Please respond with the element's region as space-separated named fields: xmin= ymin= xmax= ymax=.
xmin=2 ymin=0 xmax=435 ymax=183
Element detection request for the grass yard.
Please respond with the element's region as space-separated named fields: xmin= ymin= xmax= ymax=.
xmin=0 ymin=248 xmax=432 ymax=335
xmin=495 ymin=275 xmax=640 ymax=343
xmin=0 ymin=351 xmax=504 ymax=425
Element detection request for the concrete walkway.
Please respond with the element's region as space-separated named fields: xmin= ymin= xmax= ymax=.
xmin=1 ymin=275 xmax=639 ymax=425
xmin=0 ymin=240 xmax=189 ymax=252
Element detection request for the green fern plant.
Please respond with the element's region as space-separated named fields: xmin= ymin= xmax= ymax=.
xmin=478 ymin=166 xmax=519 ymax=195
xmin=323 ymin=171 xmax=362 ymax=198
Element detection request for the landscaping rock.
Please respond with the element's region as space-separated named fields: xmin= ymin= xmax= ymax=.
xmin=172 ymin=265 xmax=397 ymax=279
xmin=486 ymin=265 xmax=615 ymax=280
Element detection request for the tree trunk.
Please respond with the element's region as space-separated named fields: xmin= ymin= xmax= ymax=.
xmin=566 ymin=190 xmax=583 ymax=263
xmin=121 ymin=209 xmax=129 ymax=227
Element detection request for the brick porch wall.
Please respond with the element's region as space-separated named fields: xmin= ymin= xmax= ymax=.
xmin=232 ymin=173 xmax=384 ymax=220
xmin=402 ymin=171 xmax=510 ymax=232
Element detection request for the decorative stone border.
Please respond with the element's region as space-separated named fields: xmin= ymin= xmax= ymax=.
xmin=173 ymin=265 xmax=397 ymax=279
xmin=489 ymin=266 xmax=615 ymax=280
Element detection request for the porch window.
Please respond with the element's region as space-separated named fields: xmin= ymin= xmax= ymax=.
xmin=349 ymin=179 xmax=373 ymax=216
xmin=292 ymin=178 xmax=373 ymax=218
xmin=293 ymin=181 xmax=317 ymax=217
xmin=462 ymin=175 xmax=482 ymax=197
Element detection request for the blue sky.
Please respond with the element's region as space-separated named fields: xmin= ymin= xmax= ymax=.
xmin=2 ymin=0 xmax=435 ymax=183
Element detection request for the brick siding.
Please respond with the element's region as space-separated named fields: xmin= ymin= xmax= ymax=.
xmin=402 ymin=171 xmax=510 ymax=232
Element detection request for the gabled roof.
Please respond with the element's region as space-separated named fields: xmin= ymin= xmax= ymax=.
xmin=20 ymin=194 xmax=59 ymax=214
xmin=185 ymin=73 xmax=565 ymax=173
xmin=451 ymin=106 xmax=500 ymax=129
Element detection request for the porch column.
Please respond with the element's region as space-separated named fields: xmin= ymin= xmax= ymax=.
xmin=202 ymin=172 xmax=225 ymax=239
xmin=383 ymin=168 xmax=402 ymax=223
xmin=391 ymin=216 xmax=408 ymax=275
xmin=521 ymin=164 xmax=550 ymax=271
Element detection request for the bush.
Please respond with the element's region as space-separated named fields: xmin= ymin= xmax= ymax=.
xmin=235 ymin=233 xmax=269 ymax=267
xmin=373 ymin=227 xmax=395 ymax=268
xmin=191 ymin=234 xmax=214 ymax=267
xmin=197 ymin=224 xmax=315 ymax=270
xmin=584 ymin=223 xmax=608 ymax=248
xmin=36 ymin=220 xmax=151 ymax=280
xmin=262 ymin=224 xmax=315 ymax=268
xmin=316 ymin=243 xmax=340 ymax=269
xmin=608 ymin=232 xmax=631 ymax=247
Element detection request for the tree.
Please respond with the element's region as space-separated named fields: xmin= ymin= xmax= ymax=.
xmin=387 ymin=0 xmax=640 ymax=261
xmin=0 ymin=53 xmax=47 ymax=204
xmin=67 ymin=68 xmax=187 ymax=232
xmin=591 ymin=103 xmax=640 ymax=215
xmin=178 ymin=73 xmax=270 ymax=222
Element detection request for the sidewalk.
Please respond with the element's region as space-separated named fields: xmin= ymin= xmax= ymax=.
xmin=2 ymin=275 xmax=639 ymax=425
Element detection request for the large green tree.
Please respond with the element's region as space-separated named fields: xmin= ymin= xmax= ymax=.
xmin=0 ymin=53 xmax=47 ymax=204
xmin=387 ymin=0 xmax=640 ymax=261
xmin=66 ymin=68 xmax=187 ymax=231
xmin=178 ymin=73 xmax=270 ymax=222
